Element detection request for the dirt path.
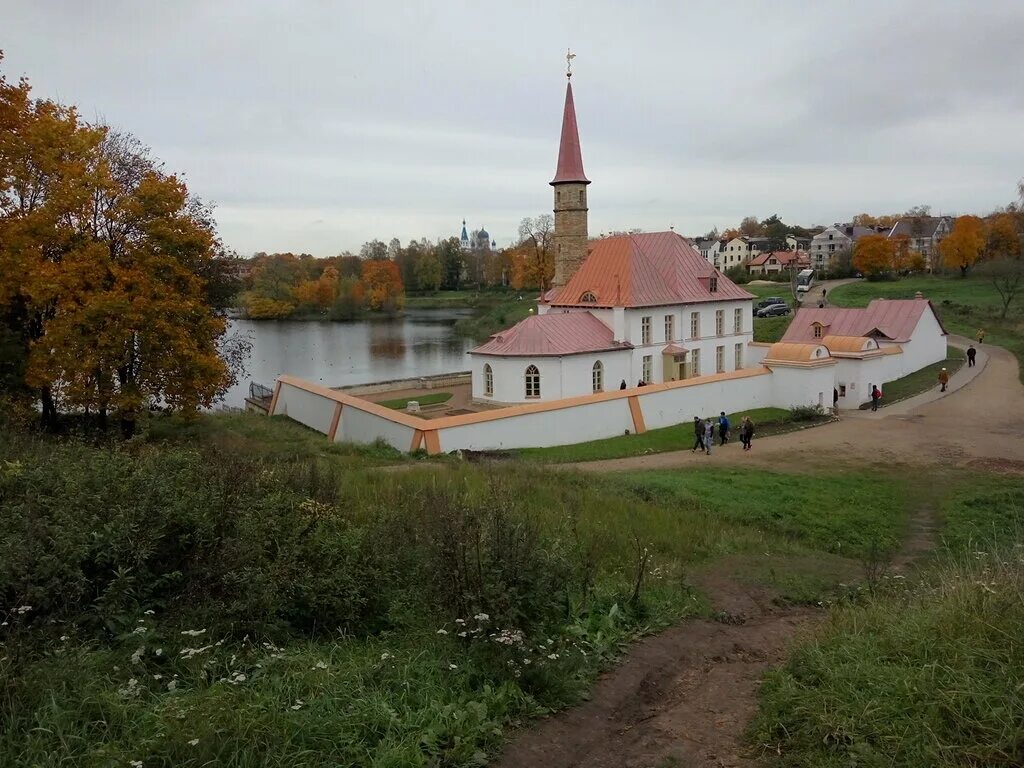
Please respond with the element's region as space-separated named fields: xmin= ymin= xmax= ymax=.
xmin=496 ymin=341 xmax=1023 ymax=768
xmin=564 ymin=339 xmax=1024 ymax=476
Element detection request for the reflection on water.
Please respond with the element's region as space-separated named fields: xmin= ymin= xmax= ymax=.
xmin=221 ymin=308 xmax=476 ymax=407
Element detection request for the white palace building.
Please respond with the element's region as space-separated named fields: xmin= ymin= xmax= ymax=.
xmin=268 ymin=70 xmax=949 ymax=454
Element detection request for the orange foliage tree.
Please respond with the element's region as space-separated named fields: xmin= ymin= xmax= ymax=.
xmin=940 ymin=215 xmax=986 ymax=277
xmin=0 ymin=55 xmax=239 ymax=434
xmin=361 ymin=260 xmax=404 ymax=311
xmin=852 ymin=234 xmax=895 ymax=278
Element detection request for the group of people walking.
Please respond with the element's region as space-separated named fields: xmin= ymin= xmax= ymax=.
xmin=691 ymin=412 xmax=755 ymax=455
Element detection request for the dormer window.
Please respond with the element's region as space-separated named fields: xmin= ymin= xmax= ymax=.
xmin=580 ymin=291 xmax=597 ymax=303
xmin=813 ymin=323 xmax=823 ymax=339
xmin=709 ymin=277 xmax=718 ymax=293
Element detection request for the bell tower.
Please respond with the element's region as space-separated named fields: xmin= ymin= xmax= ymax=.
xmin=550 ymin=51 xmax=590 ymax=290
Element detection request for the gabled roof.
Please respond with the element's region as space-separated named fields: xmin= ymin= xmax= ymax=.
xmin=749 ymin=250 xmax=809 ymax=267
xmin=548 ymin=231 xmax=754 ymax=308
xmin=781 ymin=298 xmax=947 ymax=344
xmin=469 ymin=311 xmax=631 ymax=357
xmin=888 ymin=216 xmax=949 ymax=239
xmin=550 ymin=80 xmax=590 ymax=185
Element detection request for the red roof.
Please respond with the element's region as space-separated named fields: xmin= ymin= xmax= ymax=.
xmin=550 ymin=81 xmax=590 ymax=185
xmin=749 ymin=250 xmax=809 ymax=267
xmin=549 ymin=231 xmax=754 ymax=308
xmin=781 ymin=299 xmax=947 ymax=344
xmin=469 ymin=311 xmax=631 ymax=357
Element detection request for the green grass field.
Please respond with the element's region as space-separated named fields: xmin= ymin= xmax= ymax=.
xmin=752 ymin=478 xmax=1024 ymax=768
xmin=1 ymin=417 xmax=936 ymax=768
xmin=516 ymin=407 xmax=815 ymax=463
xmin=378 ymin=391 xmax=453 ymax=410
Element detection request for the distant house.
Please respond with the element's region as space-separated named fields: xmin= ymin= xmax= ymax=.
xmin=886 ymin=216 xmax=952 ymax=270
xmin=785 ymin=234 xmax=811 ymax=251
xmin=695 ymin=237 xmax=724 ymax=268
xmin=721 ymin=236 xmax=770 ymax=270
xmin=809 ymin=225 xmax=877 ymax=271
xmin=748 ymin=250 xmax=810 ymax=276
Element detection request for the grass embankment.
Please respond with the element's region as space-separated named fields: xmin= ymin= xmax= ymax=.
xmin=860 ymin=346 xmax=966 ymax=408
xmin=0 ymin=417 xmax=920 ymax=767
xmin=517 ymin=407 xmax=829 ymax=463
xmin=830 ymin=275 xmax=1024 ymax=382
xmin=751 ymin=477 xmax=1024 ymax=767
xmin=379 ymin=392 xmax=453 ymax=410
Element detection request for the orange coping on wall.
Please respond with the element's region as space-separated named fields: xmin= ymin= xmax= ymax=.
xmin=268 ymin=381 xmax=282 ymax=415
xmin=326 ymin=403 xmax=343 ymax=442
xmin=410 ymin=429 xmax=424 ymax=452
xmin=627 ymin=395 xmax=647 ymax=434
xmin=275 ymin=366 xmax=772 ymax=436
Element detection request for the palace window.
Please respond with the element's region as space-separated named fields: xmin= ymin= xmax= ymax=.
xmin=813 ymin=324 xmax=823 ymax=339
xmin=642 ymin=355 xmax=652 ymax=383
xmin=690 ymin=311 xmax=700 ymax=338
xmin=715 ymin=309 xmax=725 ymax=335
xmin=734 ymin=343 xmax=743 ymax=369
xmin=664 ymin=314 xmax=674 ymax=342
xmin=716 ymin=345 xmax=725 ymax=373
xmin=484 ymin=364 xmax=493 ymax=396
xmin=525 ymin=365 xmax=540 ymax=399
xmin=709 ymin=277 xmax=719 ymax=293
xmin=580 ymin=291 xmax=597 ymax=303
xmin=592 ymin=360 xmax=604 ymax=392
xmin=691 ymin=349 xmax=701 ymax=376
xmin=734 ymin=308 xmax=742 ymax=333
xmin=641 ymin=316 xmax=652 ymax=344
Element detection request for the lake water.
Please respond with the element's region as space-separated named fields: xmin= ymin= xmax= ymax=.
xmin=221 ymin=309 xmax=477 ymax=408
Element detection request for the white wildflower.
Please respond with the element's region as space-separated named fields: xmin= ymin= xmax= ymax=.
xmin=131 ymin=627 xmax=147 ymax=636
xmin=131 ymin=646 xmax=145 ymax=665
xmin=547 ymin=653 xmax=559 ymax=660
xmin=454 ymin=618 xmax=465 ymax=625
xmin=59 ymin=635 xmax=69 ymax=642
xmin=457 ymin=631 xmax=467 ymax=638
xmin=143 ymin=609 xmax=155 ymax=615
xmin=312 ymin=661 xmax=328 ymax=670
xmin=187 ymin=738 xmax=199 ymax=747
xmin=380 ymin=652 xmax=393 ymax=661
xmin=154 ymin=648 xmax=163 ymax=656
xmin=228 ymin=673 xmax=247 ymax=684
xmin=448 ymin=663 xmax=458 ymax=670
xmin=15 ymin=605 xmax=32 ymax=614
xmin=167 ymin=680 xmax=177 ymax=691
xmin=153 ymin=674 xmax=163 ymax=680
xmin=436 ymin=629 xmax=448 ymax=635
xmin=130 ymin=761 xmax=143 ymax=768
xmin=180 ymin=629 xmax=206 ymax=637
xmin=473 ymin=612 xmax=489 ymax=622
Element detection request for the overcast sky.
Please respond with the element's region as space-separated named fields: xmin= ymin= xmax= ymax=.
xmin=3 ymin=0 xmax=1022 ymax=256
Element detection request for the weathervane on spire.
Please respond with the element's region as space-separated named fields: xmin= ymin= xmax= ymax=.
xmin=566 ymin=48 xmax=576 ymax=79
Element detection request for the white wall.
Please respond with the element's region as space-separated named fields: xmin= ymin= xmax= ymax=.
xmin=471 ymin=350 xmax=632 ymax=404
xmin=437 ymin=398 xmax=635 ymax=451
xmin=337 ymin=407 xmax=416 ymax=449
xmin=892 ymin=309 xmax=946 ymax=375
xmin=274 ymin=385 xmax=337 ymax=432
xmin=768 ymin=365 xmax=836 ymax=410
xmin=833 ymin=355 xmax=901 ymax=409
xmin=639 ymin=372 xmax=772 ymax=429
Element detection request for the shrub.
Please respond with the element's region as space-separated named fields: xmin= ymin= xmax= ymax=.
xmin=787 ymin=404 xmax=825 ymax=422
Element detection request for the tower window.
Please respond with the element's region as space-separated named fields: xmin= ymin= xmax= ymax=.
xmin=484 ymin=363 xmax=493 ymax=396
xmin=578 ymin=190 xmax=584 ymax=203
xmin=525 ymin=365 xmax=541 ymax=399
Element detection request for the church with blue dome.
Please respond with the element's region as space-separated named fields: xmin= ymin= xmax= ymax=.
xmin=459 ymin=219 xmax=496 ymax=252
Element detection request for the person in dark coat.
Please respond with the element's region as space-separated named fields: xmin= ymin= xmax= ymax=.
xmin=870 ymin=385 xmax=882 ymax=411
xmin=833 ymin=387 xmax=839 ymax=413
xmin=740 ymin=416 xmax=755 ymax=451
xmin=938 ymin=367 xmax=949 ymax=392
xmin=967 ymin=345 xmax=976 ymax=368
xmin=691 ymin=416 xmax=704 ymax=453
xmin=620 ymin=379 xmax=627 ymax=389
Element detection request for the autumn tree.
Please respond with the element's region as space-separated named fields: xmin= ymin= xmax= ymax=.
xmin=0 ymin=58 xmax=241 ymax=434
xmin=359 ymin=239 xmax=388 ymax=261
xmin=361 ymin=259 xmax=404 ymax=311
xmin=978 ymin=205 xmax=1024 ymax=318
xmin=890 ymin=233 xmax=912 ymax=272
xmin=853 ymin=234 xmax=896 ymax=278
xmin=986 ymin=212 xmax=1021 ymax=260
xmin=940 ymin=215 xmax=986 ymax=277
xmin=513 ymin=215 xmax=555 ymax=291
xmin=738 ymin=216 xmax=763 ymax=237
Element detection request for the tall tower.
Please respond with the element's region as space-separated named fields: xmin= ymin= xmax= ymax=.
xmin=550 ymin=56 xmax=590 ymax=290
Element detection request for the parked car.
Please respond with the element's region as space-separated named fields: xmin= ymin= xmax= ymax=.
xmin=756 ymin=296 xmax=786 ymax=310
xmin=756 ymin=303 xmax=791 ymax=318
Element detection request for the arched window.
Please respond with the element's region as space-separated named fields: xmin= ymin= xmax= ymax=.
xmin=525 ymin=365 xmax=541 ymax=399
xmin=580 ymin=291 xmax=597 ymax=303
xmin=484 ymin=363 xmax=493 ymax=396
xmin=592 ymin=360 xmax=604 ymax=392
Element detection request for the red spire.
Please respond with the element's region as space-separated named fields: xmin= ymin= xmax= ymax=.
xmin=550 ymin=80 xmax=590 ymax=185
